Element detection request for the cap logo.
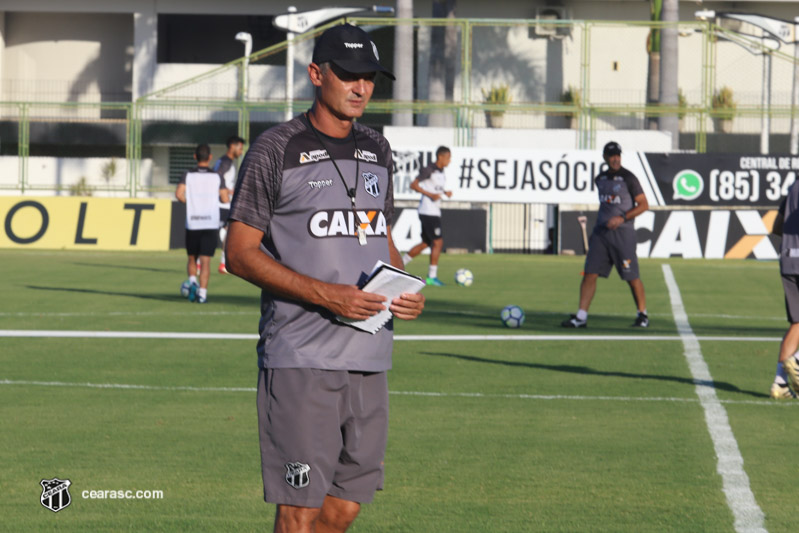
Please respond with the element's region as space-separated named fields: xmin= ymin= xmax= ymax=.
xmin=371 ymin=41 xmax=379 ymax=60
xmin=344 ymin=42 xmax=363 ymax=49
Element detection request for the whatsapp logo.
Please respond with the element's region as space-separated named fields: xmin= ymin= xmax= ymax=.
xmin=672 ymin=170 xmax=704 ymax=201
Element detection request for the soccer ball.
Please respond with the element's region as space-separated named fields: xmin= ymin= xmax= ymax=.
xmin=180 ymin=280 xmax=191 ymax=298
xmin=455 ymin=268 xmax=474 ymax=287
xmin=500 ymin=305 xmax=525 ymax=328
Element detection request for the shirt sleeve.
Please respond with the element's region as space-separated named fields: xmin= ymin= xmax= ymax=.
xmin=624 ymin=171 xmax=645 ymax=198
xmin=229 ymin=139 xmax=281 ymax=233
xmin=415 ymin=163 xmax=434 ymax=183
xmin=219 ymin=174 xmax=226 ymax=190
xmin=216 ymin=159 xmax=233 ymax=181
xmin=177 ymin=170 xmax=188 ymax=185
xmin=384 ymin=148 xmax=395 ymax=224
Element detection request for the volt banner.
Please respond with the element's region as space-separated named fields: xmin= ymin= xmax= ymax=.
xmin=0 ymin=197 xmax=171 ymax=250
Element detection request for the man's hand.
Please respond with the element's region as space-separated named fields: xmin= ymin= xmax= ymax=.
xmin=321 ymin=284 xmax=387 ymax=320
xmin=444 ymin=191 xmax=453 ymax=198
xmin=606 ymin=215 xmax=625 ymax=230
xmin=389 ymin=293 xmax=425 ymax=321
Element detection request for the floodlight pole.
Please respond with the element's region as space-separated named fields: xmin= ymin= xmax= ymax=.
xmin=275 ymin=6 xmax=395 ymax=122
xmin=235 ymin=32 xmax=253 ymax=101
xmin=285 ymin=7 xmax=297 ymax=121
xmin=791 ymin=16 xmax=799 ymax=155
xmin=761 ymin=32 xmax=772 ymax=155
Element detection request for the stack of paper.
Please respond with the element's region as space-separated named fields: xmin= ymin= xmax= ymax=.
xmin=337 ymin=260 xmax=425 ymax=334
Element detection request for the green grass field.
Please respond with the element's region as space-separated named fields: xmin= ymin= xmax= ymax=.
xmin=1 ymin=250 xmax=795 ymax=532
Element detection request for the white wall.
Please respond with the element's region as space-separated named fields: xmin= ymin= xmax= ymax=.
xmin=2 ymin=12 xmax=132 ymax=102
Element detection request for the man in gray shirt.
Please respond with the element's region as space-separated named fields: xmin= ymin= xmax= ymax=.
xmin=768 ymin=184 xmax=799 ymax=399
xmin=562 ymin=141 xmax=650 ymax=329
xmin=226 ymin=24 xmax=425 ymax=532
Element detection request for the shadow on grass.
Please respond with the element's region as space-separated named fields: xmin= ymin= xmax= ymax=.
xmin=26 ymin=285 xmax=259 ymax=307
xmin=72 ymin=262 xmax=178 ymax=274
xmin=422 ymin=351 xmax=767 ymax=399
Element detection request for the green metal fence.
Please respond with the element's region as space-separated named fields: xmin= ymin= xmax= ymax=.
xmin=0 ymin=16 xmax=797 ymax=196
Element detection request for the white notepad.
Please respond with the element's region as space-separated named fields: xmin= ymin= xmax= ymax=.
xmin=337 ymin=260 xmax=425 ymax=334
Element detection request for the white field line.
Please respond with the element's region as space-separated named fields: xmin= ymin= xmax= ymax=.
xmin=0 ymin=309 xmax=785 ymax=322
xmin=0 ymin=379 xmax=796 ymax=409
xmin=0 ymin=330 xmax=784 ymax=342
xmin=662 ymin=264 xmax=767 ymax=533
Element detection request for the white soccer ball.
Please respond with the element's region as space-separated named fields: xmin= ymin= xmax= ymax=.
xmin=455 ymin=268 xmax=474 ymax=287
xmin=180 ymin=280 xmax=191 ymax=298
xmin=500 ymin=305 xmax=525 ymax=328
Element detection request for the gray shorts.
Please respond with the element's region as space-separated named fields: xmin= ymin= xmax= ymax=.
xmin=256 ymin=368 xmax=388 ymax=507
xmin=584 ymin=226 xmax=639 ymax=281
xmin=782 ymin=274 xmax=799 ymax=323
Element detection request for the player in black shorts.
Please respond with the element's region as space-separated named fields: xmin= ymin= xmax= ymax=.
xmin=768 ymin=182 xmax=799 ymax=399
xmin=561 ymin=141 xmax=650 ymax=328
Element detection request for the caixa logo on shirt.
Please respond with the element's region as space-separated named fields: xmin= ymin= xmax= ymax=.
xmin=308 ymin=209 xmax=388 ymax=239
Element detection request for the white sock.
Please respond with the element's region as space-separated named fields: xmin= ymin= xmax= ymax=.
xmin=428 ymin=265 xmax=438 ymax=278
xmin=576 ymin=309 xmax=588 ymax=321
xmin=402 ymin=253 xmax=412 ymax=266
xmin=775 ymin=362 xmax=788 ymax=386
xmin=640 ymin=309 xmax=648 ymax=316
xmin=220 ymin=251 xmax=226 ymax=264
xmin=198 ymin=288 xmax=207 ymax=299
xmin=189 ymin=275 xmax=198 ymax=285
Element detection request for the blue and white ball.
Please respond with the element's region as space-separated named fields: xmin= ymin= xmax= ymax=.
xmin=500 ymin=305 xmax=525 ymax=328
xmin=455 ymin=268 xmax=474 ymax=287
xmin=180 ymin=280 xmax=191 ymax=298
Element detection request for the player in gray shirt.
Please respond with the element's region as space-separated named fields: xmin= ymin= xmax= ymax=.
xmin=562 ymin=141 xmax=650 ymax=329
xmin=225 ymin=24 xmax=425 ymax=532
xmin=768 ymin=183 xmax=799 ymax=399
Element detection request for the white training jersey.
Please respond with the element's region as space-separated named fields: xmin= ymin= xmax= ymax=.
xmin=416 ymin=163 xmax=447 ymax=217
xmin=213 ymin=155 xmax=236 ymax=209
xmin=180 ymin=167 xmax=225 ymax=230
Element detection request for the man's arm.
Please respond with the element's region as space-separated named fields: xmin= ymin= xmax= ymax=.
xmin=225 ymin=221 xmax=387 ymax=320
xmin=606 ymin=194 xmax=647 ymax=230
xmin=175 ymin=184 xmax=186 ymax=203
xmin=410 ymin=178 xmax=441 ymax=201
xmin=773 ymin=197 xmax=787 ymax=236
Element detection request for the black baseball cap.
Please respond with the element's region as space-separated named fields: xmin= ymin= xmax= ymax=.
xmin=312 ymin=24 xmax=395 ymax=80
xmin=603 ymin=141 xmax=622 ymax=156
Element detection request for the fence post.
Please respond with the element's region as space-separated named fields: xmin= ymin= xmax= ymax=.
xmin=19 ymin=102 xmax=29 ymax=194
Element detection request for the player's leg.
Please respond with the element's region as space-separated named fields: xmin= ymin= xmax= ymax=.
xmin=323 ymin=371 xmax=387 ymax=530
xmin=421 ymin=216 xmax=444 ymax=285
xmin=562 ymin=232 xmax=610 ymax=327
xmin=257 ymin=369 xmax=357 ymax=530
xmin=184 ymin=230 xmax=200 ymax=300
xmin=578 ymin=273 xmax=599 ymax=311
xmin=195 ymin=230 xmax=217 ymax=303
xmin=316 ymin=496 xmax=361 ymax=532
xmin=628 ymin=279 xmax=648 ymax=327
xmin=218 ymin=224 xmax=228 ymax=274
xmin=610 ymin=227 xmax=648 ymax=327
xmin=773 ymin=275 xmax=799 ymax=398
xmin=198 ymin=255 xmax=211 ymax=288
xmin=187 ymin=254 xmax=198 ymax=278
xmin=273 ymin=504 xmax=321 ymax=533
xmin=403 ymin=241 xmax=428 ymax=264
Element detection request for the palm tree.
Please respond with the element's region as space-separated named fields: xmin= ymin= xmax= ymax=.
xmin=428 ymin=0 xmax=457 ymax=127
xmin=392 ymin=0 xmax=414 ymax=126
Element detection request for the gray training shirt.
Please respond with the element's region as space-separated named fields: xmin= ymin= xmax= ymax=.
xmin=779 ymin=181 xmax=799 ymax=275
xmin=229 ymin=115 xmax=396 ymax=372
xmin=594 ymin=166 xmax=645 ymax=230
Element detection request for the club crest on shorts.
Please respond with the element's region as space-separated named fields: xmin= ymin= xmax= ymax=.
xmin=285 ymin=462 xmax=310 ymax=489
xmin=362 ymin=172 xmax=380 ymax=198
xmin=40 ymin=478 xmax=72 ymax=513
